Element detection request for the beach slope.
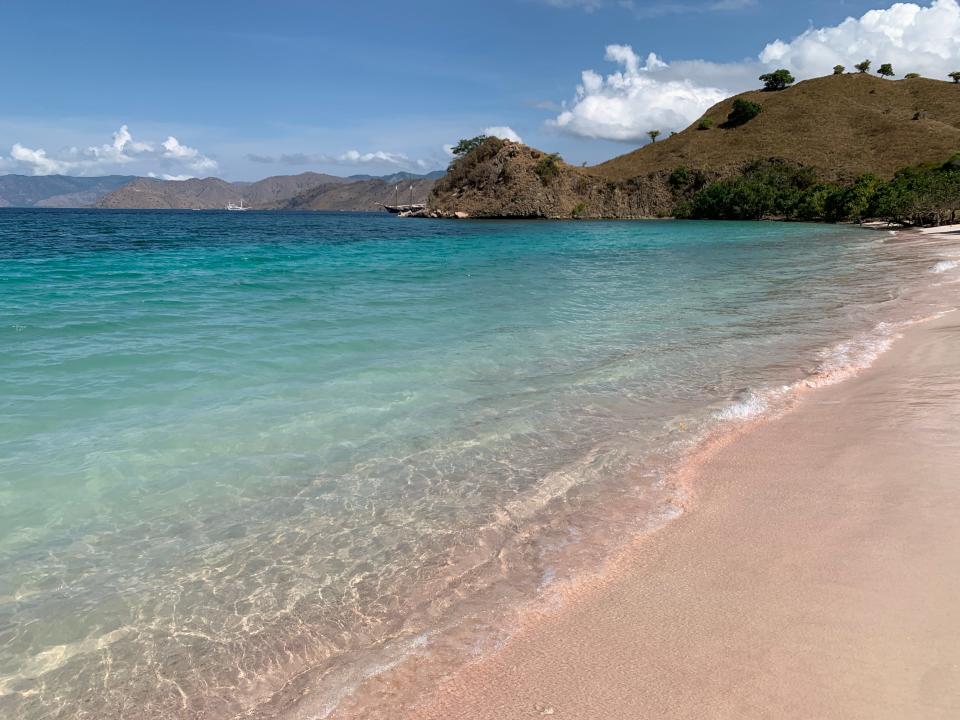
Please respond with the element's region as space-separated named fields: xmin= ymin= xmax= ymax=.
xmin=406 ymin=311 xmax=960 ymax=720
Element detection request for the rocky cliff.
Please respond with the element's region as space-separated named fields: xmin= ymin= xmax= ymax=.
xmin=428 ymin=139 xmax=676 ymax=219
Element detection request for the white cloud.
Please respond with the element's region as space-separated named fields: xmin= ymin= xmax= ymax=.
xmin=553 ymin=0 xmax=960 ymax=142
xmin=245 ymin=149 xmax=425 ymax=168
xmin=337 ymin=149 xmax=410 ymax=165
xmin=10 ymin=143 xmax=73 ymax=175
xmin=148 ymin=172 xmax=195 ymax=181
xmin=552 ymin=46 xmax=728 ymax=141
xmin=483 ymin=125 xmax=524 ymax=143
xmin=161 ymin=136 xmax=217 ymax=171
xmin=758 ymin=0 xmax=960 ymax=79
xmin=2 ymin=125 xmax=217 ymax=176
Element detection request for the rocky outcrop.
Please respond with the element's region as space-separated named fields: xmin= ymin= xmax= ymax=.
xmin=427 ymin=140 xmax=676 ymax=219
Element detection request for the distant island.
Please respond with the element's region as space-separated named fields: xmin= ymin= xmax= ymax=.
xmin=427 ymin=71 xmax=960 ymax=226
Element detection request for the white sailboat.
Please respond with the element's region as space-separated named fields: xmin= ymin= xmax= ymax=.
xmin=226 ymin=199 xmax=249 ymax=211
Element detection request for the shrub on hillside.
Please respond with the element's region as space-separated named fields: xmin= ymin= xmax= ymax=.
xmin=833 ymin=65 xmax=845 ymax=75
xmin=878 ymin=63 xmax=895 ymax=78
xmin=668 ymin=165 xmax=708 ymax=197
xmin=723 ymin=98 xmax=762 ymax=128
xmin=904 ymin=72 xmax=921 ymax=79
xmin=950 ymin=71 xmax=960 ymax=83
xmin=534 ymin=153 xmax=562 ymax=183
xmin=855 ymin=59 xmax=872 ymax=73
xmin=697 ymin=116 xmax=715 ymax=130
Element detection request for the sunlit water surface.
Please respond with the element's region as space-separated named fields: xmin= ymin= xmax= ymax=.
xmin=2 ymin=210 xmax=957 ymax=718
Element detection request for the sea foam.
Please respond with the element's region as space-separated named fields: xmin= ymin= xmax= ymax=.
xmin=930 ymin=259 xmax=959 ymax=274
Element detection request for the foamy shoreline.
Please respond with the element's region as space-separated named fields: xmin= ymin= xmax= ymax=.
xmin=318 ymin=229 xmax=960 ymax=718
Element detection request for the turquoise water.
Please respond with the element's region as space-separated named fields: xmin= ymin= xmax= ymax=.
xmin=0 ymin=210 xmax=950 ymax=718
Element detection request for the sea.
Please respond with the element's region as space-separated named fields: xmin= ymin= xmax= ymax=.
xmin=2 ymin=209 xmax=957 ymax=719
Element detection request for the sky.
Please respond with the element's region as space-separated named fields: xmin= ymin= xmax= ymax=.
xmin=2 ymin=0 xmax=959 ymax=180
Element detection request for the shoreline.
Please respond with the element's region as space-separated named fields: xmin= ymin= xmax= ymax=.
xmin=390 ymin=273 xmax=960 ymax=718
xmin=310 ymin=229 xmax=960 ymax=719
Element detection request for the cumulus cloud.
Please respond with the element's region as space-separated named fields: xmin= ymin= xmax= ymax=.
xmin=482 ymin=125 xmax=524 ymax=143
xmin=10 ymin=144 xmax=73 ymax=175
xmin=553 ymin=0 xmax=960 ymax=142
xmin=161 ymin=136 xmax=217 ymax=171
xmin=552 ymin=46 xmax=728 ymax=141
xmin=759 ymin=0 xmax=960 ymax=79
xmin=2 ymin=125 xmax=217 ymax=177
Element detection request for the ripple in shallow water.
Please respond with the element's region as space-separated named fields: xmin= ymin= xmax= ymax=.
xmin=1 ymin=211 xmax=955 ymax=719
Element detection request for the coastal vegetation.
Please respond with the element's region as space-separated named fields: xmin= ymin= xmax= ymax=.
xmin=855 ymin=59 xmax=872 ymax=73
xmin=673 ymin=155 xmax=960 ymax=225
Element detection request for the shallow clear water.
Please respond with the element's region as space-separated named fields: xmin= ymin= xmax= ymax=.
xmin=1 ymin=210 xmax=954 ymax=718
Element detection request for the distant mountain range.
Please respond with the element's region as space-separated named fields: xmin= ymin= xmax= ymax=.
xmin=277 ymin=177 xmax=437 ymax=212
xmin=0 ymin=170 xmax=445 ymax=211
xmin=0 ymin=175 xmax=137 ymax=208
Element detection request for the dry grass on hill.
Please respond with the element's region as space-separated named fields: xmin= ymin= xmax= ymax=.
xmin=593 ymin=74 xmax=960 ymax=182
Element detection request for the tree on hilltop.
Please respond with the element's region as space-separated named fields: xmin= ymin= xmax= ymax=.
xmin=450 ymin=136 xmax=489 ymax=158
xmin=833 ymin=65 xmax=845 ymax=75
xmin=878 ymin=63 xmax=895 ymax=78
xmin=647 ymin=130 xmax=661 ymax=143
xmin=904 ymin=73 xmax=921 ymax=79
xmin=950 ymin=71 xmax=960 ymax=83
xmin=759 ymin=69 xmax=795 ymax=91
xmin=855 ymin=59 xmax=871 ymax=73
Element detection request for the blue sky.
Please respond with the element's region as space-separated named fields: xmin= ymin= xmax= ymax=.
xmin=2 ymin=0 xmax=957 ymax=179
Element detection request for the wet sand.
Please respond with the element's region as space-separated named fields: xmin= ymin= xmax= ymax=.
xmin=404 ymin=309 xmax=960 ymax=719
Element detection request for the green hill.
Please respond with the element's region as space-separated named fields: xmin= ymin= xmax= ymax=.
xmin=428 ymin=74 xmax=960 ymax=220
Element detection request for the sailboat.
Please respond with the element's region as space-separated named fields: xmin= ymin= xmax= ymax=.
xmin=226 ymin=199 xmax=249 ymax=211
xmin=380 ymin=184 xmax=425 ymax=214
